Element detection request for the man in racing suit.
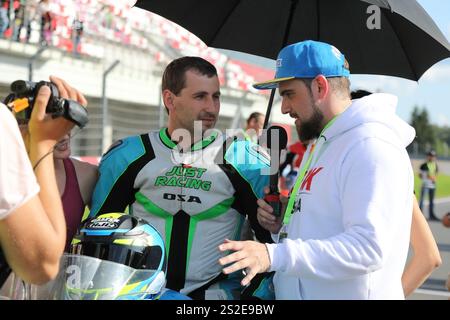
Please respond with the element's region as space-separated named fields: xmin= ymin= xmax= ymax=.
xmin=90 ymin=56 xmax=273 ymax=300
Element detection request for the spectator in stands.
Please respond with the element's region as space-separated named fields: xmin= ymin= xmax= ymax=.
xmin=13 ymin=0 xmax=36 ymax=43
xmin=10 ymin=0 xmax=22 ymax=41
xmin=100 ymin=4 xmax=114 ymax=30
xmin=0 ymin=0 xmax=9 ymax=38
xmin=71 ymin=15 xmax=83 ymax=56
xmin=0 ymin=76 xmax=86 ymax=285
xmin=20 ymin=0 xmax=37 ymax=43
xmin=12 ymin=0 xmax=23 ymax=41
xmin=90 ymin=56 xmax=274 ymax=300
xmin=38 ymin=0 xmax=53 ymax=46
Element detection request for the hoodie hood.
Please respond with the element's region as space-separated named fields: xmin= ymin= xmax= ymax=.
xmin=323 ymin=93 xmax=415 ymax=148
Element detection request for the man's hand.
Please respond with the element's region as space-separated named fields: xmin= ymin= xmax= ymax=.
xmin=218 ymin=239 xmax=271 ymax=286
xmin=257 ymin=187 xmax=286 ymax=234
xmin=28 ymin=76 xmax=87 ymax=146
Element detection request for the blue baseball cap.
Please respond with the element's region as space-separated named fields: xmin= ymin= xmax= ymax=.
xmin=253 ymin=40 xmax=350 ymax=90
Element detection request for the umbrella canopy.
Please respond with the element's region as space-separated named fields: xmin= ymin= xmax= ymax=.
xmin=135 ymin=0 xmax=450 ymax=81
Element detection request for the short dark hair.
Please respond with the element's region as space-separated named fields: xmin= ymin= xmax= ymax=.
xmin=162 ymin=56 xmax=218 ymax=96
xmin=299 ymin=76 xmax=351 ymax=99
xmin=298 ymin=59 xmax=350 ymax=99
xmin=247 ymin=112 xmax=264 ymax=124
xmin=351 ymin=89 xmax=372 ymax=99
xmin=328 ymin=77 xmax=351 ymax=98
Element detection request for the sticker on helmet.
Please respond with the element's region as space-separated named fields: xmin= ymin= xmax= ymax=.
xmin=88 ymin=217 xmax=120 ymax=229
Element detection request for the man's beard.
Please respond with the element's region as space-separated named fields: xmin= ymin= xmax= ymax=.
xmin=297 ymin=103 xmax=324 ymax=142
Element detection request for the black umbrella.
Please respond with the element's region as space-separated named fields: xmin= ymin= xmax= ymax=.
xmin=134 ymin=0 xmax=450 ymax=126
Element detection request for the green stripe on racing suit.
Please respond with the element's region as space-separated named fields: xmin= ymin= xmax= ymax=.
xmin=90 ymin=129 xmax=274 ymax=299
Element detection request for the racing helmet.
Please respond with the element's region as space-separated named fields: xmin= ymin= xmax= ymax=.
xmin=69 ymin=213 xmax=167 ymax=299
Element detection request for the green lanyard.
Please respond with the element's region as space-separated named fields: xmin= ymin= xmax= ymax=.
xmin=282 ymin=114 xmax=340 ymax=225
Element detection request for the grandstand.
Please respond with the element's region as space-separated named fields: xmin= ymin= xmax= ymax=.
xmin=0 ymin=0 xmax=295 ymax=158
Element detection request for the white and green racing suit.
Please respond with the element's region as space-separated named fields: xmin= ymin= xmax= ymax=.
xmin=90 ymin=128 xmax=274 ymax=299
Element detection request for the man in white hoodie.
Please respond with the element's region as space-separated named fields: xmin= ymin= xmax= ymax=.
xmin=218 ymin=40 xmax=416 ymax=299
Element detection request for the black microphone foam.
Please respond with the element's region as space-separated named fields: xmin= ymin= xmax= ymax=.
xmin=266 ymin=126 xmax=288 ymax=192
xmin=266 ymin=125 xmax=288 ymax=151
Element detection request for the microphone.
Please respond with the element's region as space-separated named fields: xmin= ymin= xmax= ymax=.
xmin=264 ymin=125 xmax=288 ymax=216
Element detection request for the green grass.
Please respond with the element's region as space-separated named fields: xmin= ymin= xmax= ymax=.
xmin=414 ymin=173 xmax=450 ymax=198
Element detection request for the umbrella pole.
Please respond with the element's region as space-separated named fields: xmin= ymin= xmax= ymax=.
xmin=263 ymin=89 xmax=277 ymax=129
xmin=262 ymin=0 xmax=299 ymax=129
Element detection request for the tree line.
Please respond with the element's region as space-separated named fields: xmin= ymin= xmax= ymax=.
xmin=409 ymin=106 xmax=450 ymax=157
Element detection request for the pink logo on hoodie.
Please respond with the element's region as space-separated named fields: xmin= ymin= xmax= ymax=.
xmin=300 ymin=167 xmax=323 ymax=191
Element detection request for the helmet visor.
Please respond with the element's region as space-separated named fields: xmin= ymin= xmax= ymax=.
xmin=71 ymin=242 xmax=163 ymax=271
xmin=29 ymin=254 xmax=165 ymax=300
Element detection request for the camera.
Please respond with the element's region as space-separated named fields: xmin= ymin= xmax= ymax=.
xmin=3 ymin=80 xmax=89 ymax=128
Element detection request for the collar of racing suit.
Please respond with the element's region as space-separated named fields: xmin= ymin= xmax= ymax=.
xmin=159 ymin=128 xmax=219 ymax=152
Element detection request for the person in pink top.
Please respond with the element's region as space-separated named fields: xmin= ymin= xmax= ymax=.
xmin=52 ymin=134 xmax=97 ymax=251
xmin=19 ymin=129 xmax=98 ymax=251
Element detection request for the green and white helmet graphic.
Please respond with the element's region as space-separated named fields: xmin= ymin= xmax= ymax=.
xmin=67 ymin=213 xmax=166 ymax=300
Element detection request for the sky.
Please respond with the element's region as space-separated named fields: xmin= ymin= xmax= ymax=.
xmin=352 ymin=0 xmax=450 ymax=126
xmin=222 ymin=0 xmax=450 ymax=126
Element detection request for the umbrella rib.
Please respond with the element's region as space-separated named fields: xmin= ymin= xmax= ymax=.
xmin=382 ymin=11 xmax=419 ymax=81
xmin=207 ymin=0 xmax=242 ymax=45
xmin=281 ymin=0 xmax=300 ymax=46
xmin=316 ymin=0 xmax=320 ymax=39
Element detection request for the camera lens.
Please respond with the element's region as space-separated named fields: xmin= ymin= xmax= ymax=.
xmin=11 ymin=81 xmax=33 ymax=94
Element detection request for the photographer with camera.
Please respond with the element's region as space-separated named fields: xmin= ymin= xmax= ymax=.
xmin=0 ymin=76 xmax=87 ymax=285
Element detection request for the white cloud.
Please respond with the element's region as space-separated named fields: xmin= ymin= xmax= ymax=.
xmin=350 ymin=75 xmax=417 ymax=95
xmin=421 ymin=64 xmax=450 ymax=82
xmin=437 ymin=113 xmax=450 ymax=127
